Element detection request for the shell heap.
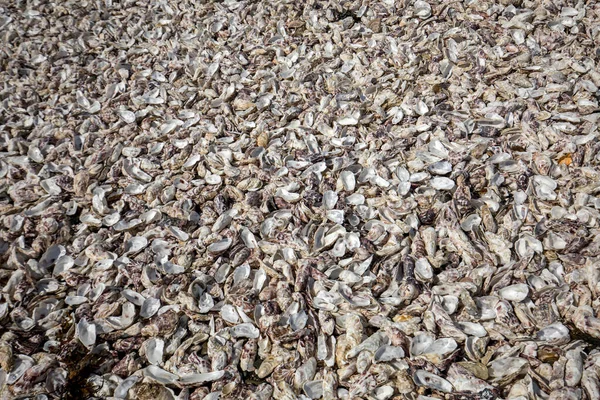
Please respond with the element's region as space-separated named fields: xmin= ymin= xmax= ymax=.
xmin=1 ymin=0 xmax=600 ymax=399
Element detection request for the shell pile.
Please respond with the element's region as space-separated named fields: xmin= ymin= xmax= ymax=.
xmin=2 ymin=0 xmax=600 ymax=399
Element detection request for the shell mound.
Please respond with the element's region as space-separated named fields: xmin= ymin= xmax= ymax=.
xmin=1 ymin=0 xmax=600 ymax=399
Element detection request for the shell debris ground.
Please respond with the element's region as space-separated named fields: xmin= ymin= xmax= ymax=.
xmin=1 ymin=0 xmax=600 ymax=399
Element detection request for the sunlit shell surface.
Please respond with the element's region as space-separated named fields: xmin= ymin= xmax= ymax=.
xmin=1 ymin=0 xmax=600 ymax=399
